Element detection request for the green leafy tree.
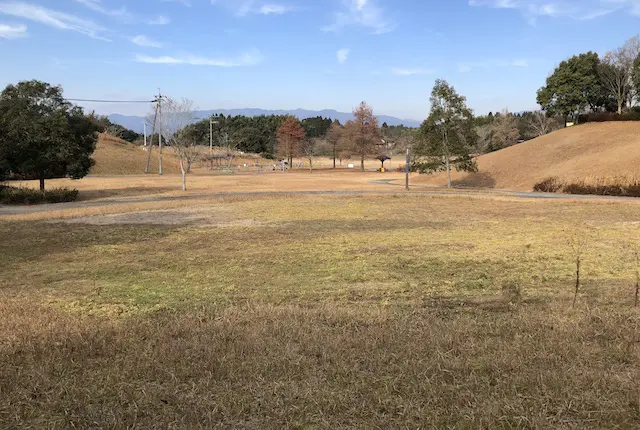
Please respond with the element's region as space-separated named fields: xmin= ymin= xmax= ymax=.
xmin=413 ymin=79 xmax=478 ymax=188
xmin=0 ymin=80 xmax=101 ymax=190
xmin=536 ymin=52 xmax=610 ymax=121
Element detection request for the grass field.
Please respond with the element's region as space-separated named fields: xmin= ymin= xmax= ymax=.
xmin=2 ymin=174 xmax=640 ymax=428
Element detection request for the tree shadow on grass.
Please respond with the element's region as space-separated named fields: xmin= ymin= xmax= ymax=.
xmin=452 ymin=172 xmax=496 ymax=189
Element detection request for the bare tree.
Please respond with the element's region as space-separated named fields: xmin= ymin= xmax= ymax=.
xmin=491 ymin=109 xmax=520 ymax=150
xmin=163 ymin=97 xmax=200 ymax=191
xmin=526 ymin=111 xmax=560 ymax=138
xmin=276 ymin=116 xmax=305 ymax=169
xmin=300 ymin=137 xmax=319 ymax=173
xmin=599 ymin=36 xmax=640 ymax=113
xmin=599 ymin=54 xmax=632 ymax=115
xmin=325 ymin=122 xmax=343 ymax=169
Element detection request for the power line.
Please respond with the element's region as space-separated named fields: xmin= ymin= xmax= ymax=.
xmin=66 ymin=98 xmax=156 ymax=103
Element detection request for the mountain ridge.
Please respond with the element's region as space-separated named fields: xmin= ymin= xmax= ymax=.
xmin=109 ymin=108 xmax=421 ymax=133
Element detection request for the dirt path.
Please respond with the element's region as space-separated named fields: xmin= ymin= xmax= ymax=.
xmin=2 ymin=181 xmax=640 ymax=216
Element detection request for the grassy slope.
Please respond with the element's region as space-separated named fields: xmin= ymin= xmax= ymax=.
xmin=414 ymin=122 xmax=640 ymax=191
xmin=91 ymin=134 xmax=180 ymax=175
xmin=2 ymin=195 xmax=640 ymax=427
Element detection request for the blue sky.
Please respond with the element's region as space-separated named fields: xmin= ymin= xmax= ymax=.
xmin=1 ymin=0 xmax=640 ymax=120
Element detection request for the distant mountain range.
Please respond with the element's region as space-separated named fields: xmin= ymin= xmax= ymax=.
xmin=109 ymin=108 xmax=421 ymax=133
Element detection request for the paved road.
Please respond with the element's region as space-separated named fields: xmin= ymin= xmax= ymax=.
xmin=2 ymin=179 xmax=639 ymax=216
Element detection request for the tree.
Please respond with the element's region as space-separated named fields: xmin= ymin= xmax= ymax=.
xmin=490 ymin=109 xmax=519 ymax=151
xmin=537 ymin=52 xmax=608 ymax=121
xmin=276 ymin=116 xmax=305 ymax=168
xmin=526 ymin=111 xmax=560 ymax=138
xmin=163 ymin=97 xmax=200 ymax=191
xmin=325 ymin=121 xmax=344 ymax=168
xmin=0 ymin=80 xmax=101 ymax=191
xmin=345 ymin=101 xmax=380 ymax=171
xmin=300 ymin=137 xmax=319 ymax=173
xmin=599 ymin=54 xmax=632 ymax=114
xmin=413 ymin=79 xmax=478 ymax=188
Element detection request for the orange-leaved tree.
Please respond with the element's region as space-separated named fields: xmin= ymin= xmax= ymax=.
xmin=276 ymin=116 xmax=305 ymax=169
xmin=345 ymin=101 xmax=380 ymax=171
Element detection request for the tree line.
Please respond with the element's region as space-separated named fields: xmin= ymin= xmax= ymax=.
xmin=537 ymin=35 xmax=640 ymax=120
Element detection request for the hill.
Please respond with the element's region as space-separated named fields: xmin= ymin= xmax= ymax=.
xmin=110 ymin=108 xmax=421 ymax=133
xmin=90 ymin=134 xmax=180 ymax=175
xmin=413 ymin=122 xmax=640 ymax=191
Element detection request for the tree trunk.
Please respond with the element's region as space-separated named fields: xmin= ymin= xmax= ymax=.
xmin=309 ymin=158 xmax=313 ymax=174
xmin=443 ymin=129 xmax=452 ymax=188
xmin=180 ymin=159 xmax=187 ymax=192
xmin=618 ymin=100 xmax=623 ymax=115
xmin=445 ymin=156 xmax=452 ymax=188
xmin=360 ymin=155 xmax=365 ymax=172
xmin=39 ymin=176 xmax=45 ymax=192
xmin=333 ymin=144 xmax=336 ymax=169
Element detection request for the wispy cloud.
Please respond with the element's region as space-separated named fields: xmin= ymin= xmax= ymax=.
xmin=135 ymin=49 xmax=263 ymax=67
xmin=163 ymin=0 xmax=192 ymax=6
xmin=323 ymin=0 xmax=395 ymax=35
xmin=468 ymin=0 xmax=623 ymax=22
xmin=391 ymin=68 xmax=434 ymax=76
xmin=0 ymin=1 xmax=109 ymax=40
xmin=337 ymin=48 xmax=350 ymax=64
xmin=0 ymin=22 xmax=26 ymax=38
xmin=73 ymin=0 xmax=131 ymax=20
xmin=458 ymin=58 xmax=530 ymax=72
xmin=211 ymin=0 xmax=293 ymax=16
xmin=148 ymin=15 xmax=170 ymax=25
xmin=131 ymin=34 xmax=162 ymax=48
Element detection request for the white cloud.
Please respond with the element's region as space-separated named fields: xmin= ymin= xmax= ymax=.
xmin=0 ymin=22 xmax=26 ymax=38
xmin=323 ymin=0 xmax=395 ymax=34
xmin=163 ymin=0 xmax=192 ymax=6
xmin=467 ymin=0 xmax=627 ymax=21
xmin=131 ymin=34 xmax=162 ymax=48
xmin=73 ymin=0 xmax=131 ymax=20
xmin=148 ymin=15 xmax=170 ymax=25
xmin=391 ymin=68 xmax=434 ymax=76
xmin=135 ymin=49 xmax=263 ymax=67
xmin=0 ymin=1 xmax=109 ymax=40
xmin=259 ymin=4 xmax=292 ymax=14
xmin=212 ymin=0 xmax=293 ymax=16
xmin=336 ymin=48 xmax=349 ymax=63
xmin=458 ymin=58 xmax=530 ymax=72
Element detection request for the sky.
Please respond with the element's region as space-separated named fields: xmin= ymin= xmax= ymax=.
xmin=1 ymin=0 xmax=640 ymax=121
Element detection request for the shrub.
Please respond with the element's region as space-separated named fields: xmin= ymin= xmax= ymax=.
xmin=533 ymin=176 xmax=565 ymax=193
xmin=563 ymin=176 xmax=640 ymax=198
xmin=0 ymin=186 xmax=79 ymax=205
xmin=578 ymin=112 xmax=640 ymax=123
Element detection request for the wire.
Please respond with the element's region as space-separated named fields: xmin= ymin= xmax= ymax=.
xmin=66 ymin=98 xmax=156 ymax=103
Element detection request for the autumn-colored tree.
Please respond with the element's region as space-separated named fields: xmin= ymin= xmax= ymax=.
xmin=345 ymin=101 xmax=380 ymax=171
xmin=490 ymin=109 xmax=520 ymax=151
xmin=276 ymin=116 xmax=305 ymax=168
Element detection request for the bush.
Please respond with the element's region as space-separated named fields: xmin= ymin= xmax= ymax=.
xmin=578 ymin=112 xmax=640 ymax=123
xmin=533 ymin=176 xmax=640 ymax=198
xmin=0 ymin=186 xmax=79 ymax=205
xmin=533 ymin=176 xmax=565 ymax=193
xmin=563 ymin=176 xmax=640 ymax=197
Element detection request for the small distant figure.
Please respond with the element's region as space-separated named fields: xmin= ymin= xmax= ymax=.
xmin=280 ymin=160 xmax=286 ymax=171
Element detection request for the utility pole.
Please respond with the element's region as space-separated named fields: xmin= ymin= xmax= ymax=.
xmin=209 ymin=118 xmax=213 ymax=155
xmin=145 ymin=97 xmax=159 ymax=174
xmin=405 ymin=147 xmax=410 ymax=191
xmin=143 ymin=122 xmax=147 ymax=148
xmin=158 ymin=91 xmax=163 ymax=176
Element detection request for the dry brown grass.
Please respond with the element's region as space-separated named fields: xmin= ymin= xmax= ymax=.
xmin=91 ymin=134 xmax=181 ymax=175
xmin=415 ymin=122 xmax=640 ymax=191
xmin=3 ymin=194 xmax=640 ymax=427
